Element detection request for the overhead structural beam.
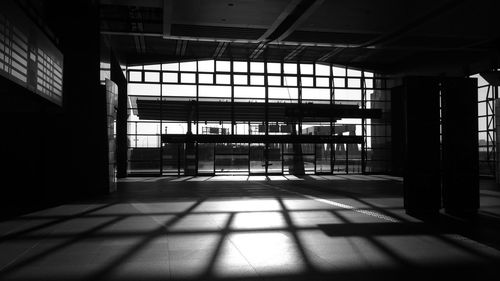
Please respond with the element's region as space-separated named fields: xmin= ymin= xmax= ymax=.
xmin=250 ymin=42 xmax=267 ymax=60
xmin=317 ymin=48 xmax=344 ymax=62
xmin=175 ymin=40 xmax=188 ymax=57
xmin=162 ymin=0 xmax=173 ymax=38
xmin=213 ymin=42 xmax=229 ymax=58
xmin=284 ymin=45 xmax=307 ymax=61
xmin=258 ymin=0 xmax=324 ymax=42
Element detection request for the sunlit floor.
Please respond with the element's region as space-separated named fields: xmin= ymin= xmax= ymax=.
xmin=1 ymin=175 xmax=500 ymax=281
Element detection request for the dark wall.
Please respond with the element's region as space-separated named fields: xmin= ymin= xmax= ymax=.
xmin=0 ymin=77 xmax=70 ymax=219
xmin=0 ymin=0 xmax=109 ymax=220
xmin=45 ymin=0 xmax=107 ymax=196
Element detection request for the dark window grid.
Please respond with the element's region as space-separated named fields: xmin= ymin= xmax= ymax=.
xmin=129 ymin=69 xmax=382 ymax=80
xmin=130 ymin=76 xmax=385 ymax=90
xmin=126 ymin=63 xmax=386 ymax=175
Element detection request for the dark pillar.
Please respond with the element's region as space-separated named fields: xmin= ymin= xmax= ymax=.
xmin=441 ymin=78 xmax=479 ymax=215
xmin=391 ymin=85 xmax=404 ymax=176
xmin=111 ymin=55 xmax=128 ymax=178
xmin=402 ymin=77 xmax=441 ymax=216
xmin=47 ymin=0 xmax=106 ymax=195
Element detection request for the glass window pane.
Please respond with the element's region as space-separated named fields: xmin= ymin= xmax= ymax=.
xmin=300 ymin=64 xmax=313 ymax=74
xmin=333 ymin=77 xmax=345 ymax=88
xmin=144 ymin=64 xmax=161 ymax=70
xmin=315 ymin=63 xmax=330 ymax=76
xmin=181 ymin=73 xmax=196 ymax=83
xmin=348 ymin=78 xmax=361 ymax=88
xmin=268 ymin=75 xmax=281 ymax=86
xmin=129 ymin=71 xmax=142 ymax=82
xmin=365 ymin=78 xmax=373 ymax=88
xmin=284 ymin=63 xmax=297 ymax=74
xmin=478 ymin=102 xmax=487 ymax=117
xmin=162 ymin=84 xmax=196 ymax=97
xmin=301 ymin=77 xmax=313 ymax=87
xmin=332 ymin=66 xmax=345 ymax=76
xmin=269 ymin=87 xmax=298 ymax=100
xmin=144 ymin=72 xmax=160 ymax=82
xmin=199 ymin=73 xmax=213 ymax=84
xmin=316 ymin=77 xmax=329 ymax=87
xmin=267 ymin=62 xmax=281 ymax=73
xmin=216 ymin=74 xmax=231 ymax=84
xmin=198 ymin=60 xmax=214 ymax=72
xmin=163 ymin=72 xmax=178 ymax=83
xmin=284 ymin=76 xmax=297 ymax=86
xmin=250 ymin=62 xmax=264 ymax=73
xmin=128 ymin=83 xmax=161 ymax=96
xmin=478 ymin=86 xmax=489 ymax=101
xmin=250 ymin=75 xmax=264 ymax=85
xmin=199 ymin=85 xmax=231 ymax=98
xmin=216 ymin=61 xmax=230 ymax=72
xmin=335 ymin=89 xmax=361 ymax=100
xmin=234 ymin=75 xmax=247 ymax=85
xmin=162 ymin=62 xmax=179 ymax=71
xmin=303 ymin=88 xmax=330 ymax=100
xmin=234 ymin=86 xmax=265 ymax=99
xmin=347 ymin=68 xmax=362 ymax=77
xmin=180 ymin=61 xmax=196 ymax=71
xmin=478 ymin=116 xmax=487 ymax=131
xmin=233 ymin=61 xmax=247 ymax=72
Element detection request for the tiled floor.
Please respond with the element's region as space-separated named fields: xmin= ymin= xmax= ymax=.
xmin=1 ymin=175 xmax=500 ymax=280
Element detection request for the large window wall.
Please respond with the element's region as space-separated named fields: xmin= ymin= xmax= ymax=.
xmin=126 ymin=60 xmax=391 ymax=175
xmin=471 ymin=73 xmax=498 ymax=177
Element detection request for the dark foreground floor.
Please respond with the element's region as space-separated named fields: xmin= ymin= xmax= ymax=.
xmin=1 ymin=175 xmax=500 ymax=281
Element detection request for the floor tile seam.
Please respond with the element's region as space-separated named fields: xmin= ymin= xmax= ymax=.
xmin=0 ymin=204 xmax=98 ymax=239
xmin=221 ymin=222 xmax=260 ymax=276
xmin=253 ymin=180 xmax=400 ymax=223
xmin=0 ymin=239 xmax=42 ymax=273
xmin=128 ymin=201 xmax=173 ymax=279
xmin=0 ymin=204 xmax=86 ymax=273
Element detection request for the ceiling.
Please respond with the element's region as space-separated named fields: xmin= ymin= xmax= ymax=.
xmin=99 ymin=0 xmax=500 ymax=75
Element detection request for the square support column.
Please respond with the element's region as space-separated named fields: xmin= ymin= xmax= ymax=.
xmin=402 ymin=77 xmax=441 ymax=216
xmin=441 ymin=78 xmax=479 ymax=215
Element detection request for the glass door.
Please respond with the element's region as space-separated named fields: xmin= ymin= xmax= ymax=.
xmin=249 ymin=143 xmax=265 ymax=174
xmin=162 ymin=143 xmax=184 ymax=175
xmin=333 ymin=143 xmax=347 ymax=174
xmin=198 ymin=143 xmax=215 ymax=175
xmin=315 ymin=143 xmax=331 ymax=173
xmin=267 ymin=143 xmax=282 ymax=174
xmin=215 ymin=143 xmax=249 ymax=175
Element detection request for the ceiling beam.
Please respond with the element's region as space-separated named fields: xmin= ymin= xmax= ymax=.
xmin=258 ymin=0 xmax=324 ymax=42
xmin=317 ymin=48 xmax=344 ymax=62
xmin=250 ymin=42 xmax=267 ymax=60
xmin=284 ymin=45 xmax=307 ymax=61
xmin=175 ymin=40 xmax=188 ymax=57
xmin=213 ymin=42 xmax=229 ymax=59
